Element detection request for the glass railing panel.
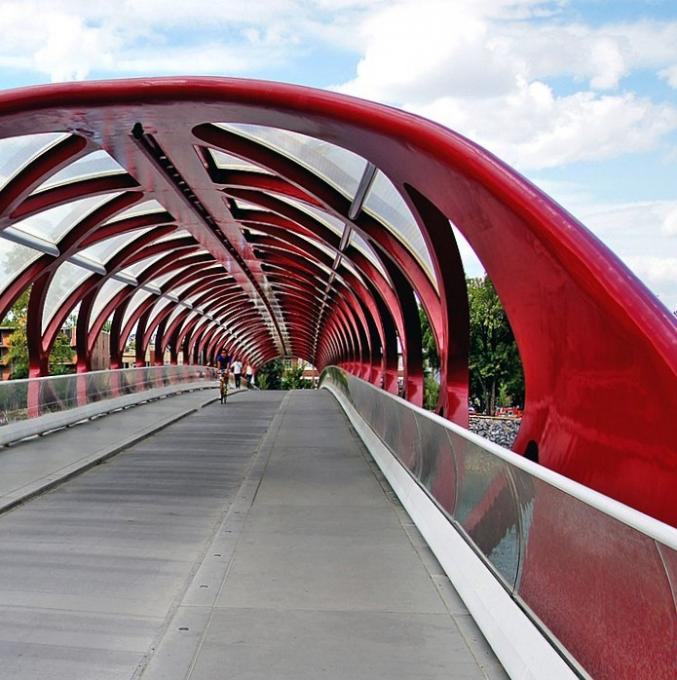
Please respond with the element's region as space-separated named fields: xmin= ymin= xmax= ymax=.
xmin=381 ymin=393 xmax=422 ymax=476
xmin=451 ymin=436 xmax=521 ymax=587
xmin=415 ymin=413 xmax=458 ymax=517
xmin=0 ymin=366 xmax=217 ymax=424
xmin=319 ymin=366 xmax=677 ymax=679
xmin=511 ymin=471 xmax=676 ymax=678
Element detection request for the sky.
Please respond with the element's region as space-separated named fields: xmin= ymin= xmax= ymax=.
xmin=0 ymin=0 xmax=675 ymax=311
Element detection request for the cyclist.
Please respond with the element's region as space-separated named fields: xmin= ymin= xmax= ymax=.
xmin=219 ymin=368 xmax=229 ymax=404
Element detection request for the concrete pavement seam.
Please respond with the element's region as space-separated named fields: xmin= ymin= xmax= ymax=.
xmin=135 ymin=392 xmax=290 ymax=680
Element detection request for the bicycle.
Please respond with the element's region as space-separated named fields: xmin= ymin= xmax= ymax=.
xmin=219 ymin=370 xmax=229 ymax=405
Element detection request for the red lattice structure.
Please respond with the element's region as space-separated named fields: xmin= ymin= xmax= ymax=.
xmin=0 ymin=78 xmax=674 ymax=525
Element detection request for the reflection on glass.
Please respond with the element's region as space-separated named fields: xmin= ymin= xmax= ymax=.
xmin=209 ymin=149 xmax=273 ymax=174
xmin=0 ymin=132 xmax=67 ymax=192
xmin=42 ymin=262 xmax=91 ymax=332
xmin=121 ymin=289 xmax=154 ymax=330
xmin=77 ymin=228 xmax=153 ymax=265
xmin=12 ymin=192 xmax=123 ymax=245
xmin=216 ymin=123 xmax=367 ymax=200
xmin=0 ymin=366 xmax=218 ymax=423
xmin=363 ymin=170 xmax=435 ymax=283
xmin=34 ymin=150 xmax=126 ymax=192
xmin=103 ymin=198 xmax=169 ymax=224
xmin=0 ymin=237 xmax=42 ymax=287
xmin=446 ymin=438 xmax=520 ymax=586
xmin=89 ymin=278 xmax=129 ymax=330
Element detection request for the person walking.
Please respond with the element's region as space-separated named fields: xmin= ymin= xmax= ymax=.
xmin=232 ymin=359 xmax=243 ymax=388
xmin=245 ymin=364 xmax=253 ymax=387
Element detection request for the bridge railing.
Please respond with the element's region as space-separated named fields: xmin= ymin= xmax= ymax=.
xmin=320 ymin=366 xmax=676 ymax=680
xmin=0 ymin=366 xmax=219 ymax=444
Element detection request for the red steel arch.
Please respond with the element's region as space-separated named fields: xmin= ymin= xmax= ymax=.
xmin=0 ymin=78 xmax=674 ymax=526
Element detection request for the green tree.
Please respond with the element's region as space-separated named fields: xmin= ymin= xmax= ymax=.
xmin=256 ymin=359 xmax=284 ymax=390
xmin=418 ymin=305 xmax=440 ymax=371
xmin=418 ymin=305 xmax=440 ymax=410
xmin=467 ymin=276 xmax=524 ymax=415
xmin=3 ymin=286 xmax=76 ymax=378
xmin=48 ymin=326 xmax=76 ymax=375
xmin=4 ymin=287 xmax=30 ymax=379
xmin=281 ymin=365 xmax=306 ymax=390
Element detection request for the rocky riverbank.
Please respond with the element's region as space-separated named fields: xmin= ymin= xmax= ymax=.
xmin=469 ymin=415 xmax=521 ymax=449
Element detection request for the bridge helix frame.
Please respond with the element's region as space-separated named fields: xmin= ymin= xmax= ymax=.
xmin=0 ymin=78 xmax=674 ymax=525
xmin=0 ymin=78 xmax=674 ymax=678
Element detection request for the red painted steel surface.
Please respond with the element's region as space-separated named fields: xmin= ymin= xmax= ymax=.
xmin=0 ymin=77 xmax=674 ymax=530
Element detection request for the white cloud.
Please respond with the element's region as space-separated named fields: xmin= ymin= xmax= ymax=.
xmin=660 ymin=64 xmax=677 ymax=89
xmin=410 ymin=87 xmax=677 ymax=170
xmin=664 ymin=206 xmax=677 ymax=235
xmin=455 ymin=187 xmax=677 ymax=310
xmin=0 ymin=0 xmax=391 ymax=82
xmin=32 ymin=14 xmax=120 ymax=82
xmin=621 ymin=255 xmax=677 ymax=311
xmin=336 ymin=2 xmax=521 ymax=103
xmin=0 ymin=0 xmax=334 ymax=81
xmin=333 ymin=2 xmax=677 ymax=170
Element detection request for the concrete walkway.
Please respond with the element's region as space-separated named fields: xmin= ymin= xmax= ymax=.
xmin=0 ymin=389 xmax=505 ymax=680
xmin=0 ymin=387 xmax=224 ymax=515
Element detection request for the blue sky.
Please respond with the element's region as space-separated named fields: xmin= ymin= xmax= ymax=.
xmin=0 ymin=0 xmax=675 ymax=309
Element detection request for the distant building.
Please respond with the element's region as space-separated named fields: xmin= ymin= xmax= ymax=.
xmin=283 ymin=357 xmax=319 ymax=385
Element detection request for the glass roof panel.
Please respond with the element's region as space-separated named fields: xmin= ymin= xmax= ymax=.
xmin=12 ymin=192 xmax=123 ymax=245
xmin=338 ymin=256 xmax=364 ymax=283
xmin=147 ymin=264 xmax=194 ymax=289
xmin=42 ymin=261 xmax=91 ymax=332
xmin=89 ymin=278 xmax=129 ymax=330
xmin=362 ymin=170 xmax=436 ymax=284
xmin=190 ymin=315 xmax=209 ymax=335
xmin=216 ymin=123 xmax=367 ymax=200
xmin=0 ymin=132 xmax=67 ymax=192
xmin=295 ymin=233 xmax=337 ymax=259
xmin=350 ymin=231 xmax=388 ymax=280
xmin=103 ymin=199 xmax=170 ymax=224
xmin=209 ymin=149 xmax=273 ymax=174
xmin=78 ymin=228 xmax=154 ymax=266
xmin=171 ymin=280 xmax=200 ymax=298
xmin=184 ymin=289 xmax=214 ymax=306
xmin=147 ymin=296 xmax=173 ymax=327
xmin=270 ymin=194 xmax=346 ymax=236
xmin=35 ymin=150 xmax=126 ymax=192
xmin=232 ymin=198 xmax=272 ymax=212
xmin=0 ymin=237 xmax=42 ymax=291
xmin=166 ymin=304 xmax=192 ymax=330
xmin=121 ymin=252 xmax=168 ymax=279
xmin=121 ymin=289 xmax=154 ymax=330
xmin=151 ymin=228 xmax=191 ymax=244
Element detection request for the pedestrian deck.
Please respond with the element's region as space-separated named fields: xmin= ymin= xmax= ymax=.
xmin=0 ymin=389 xmax=505 ymax=680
